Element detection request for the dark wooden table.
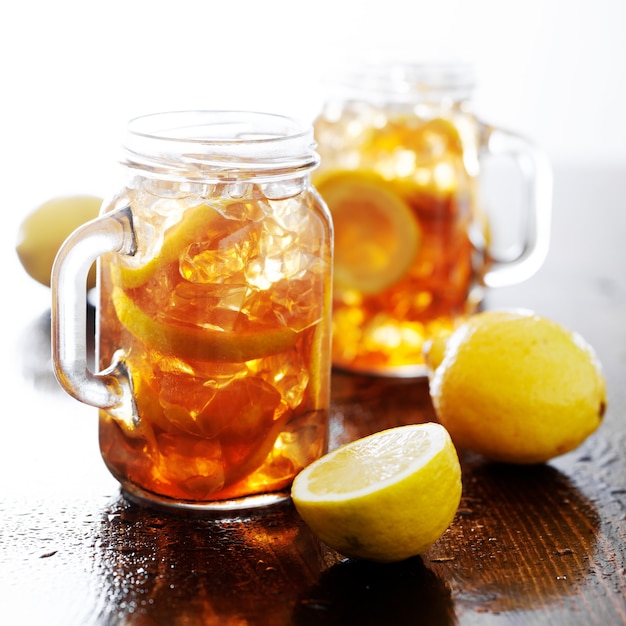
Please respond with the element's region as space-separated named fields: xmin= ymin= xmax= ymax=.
xmin=1 ymin=165 xmax=624 ymax=625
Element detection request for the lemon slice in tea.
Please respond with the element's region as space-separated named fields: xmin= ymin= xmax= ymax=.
xmin=315 ymin=170 xmax=420 ymax=295
xmin=291 ymin=423 xmax=461 ymax=562
xmin=112 ymin=287 xmax=298 ymax=362
xmin=118 ymin=203 xmax=222 ymax=289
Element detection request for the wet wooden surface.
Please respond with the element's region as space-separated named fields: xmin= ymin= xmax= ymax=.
xmin=1 ymin=165 xmax=625 ymax=625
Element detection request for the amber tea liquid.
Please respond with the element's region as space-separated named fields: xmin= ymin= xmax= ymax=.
xmin=98 ymin=184 xmax=332 ymax=504
xmin=314 ymin=107 xmax=488 ymax=376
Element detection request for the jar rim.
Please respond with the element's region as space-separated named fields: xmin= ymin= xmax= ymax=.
xmin=122 ymin=110 xmax=319 ymax=180
xmin=323 ymin=59 xmax=476 ymax=104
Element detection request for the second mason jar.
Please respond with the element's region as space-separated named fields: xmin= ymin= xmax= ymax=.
xmin=313 ymin=60 xmax=552 ymax=376
xmin=52 ymin=111 xmax=333 ymax=510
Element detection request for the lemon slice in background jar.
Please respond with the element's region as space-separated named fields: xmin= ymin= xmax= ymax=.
xmin=112 ymin=287 xmax=298 ymax=362
xmin=315 ymin=171 xmax=420 ymax=295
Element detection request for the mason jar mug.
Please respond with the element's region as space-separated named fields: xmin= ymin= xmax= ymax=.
xmin=313 ymin=60 xmax=552 ymax=376
xmin=51 ymin=111 xmax=334 ymax=511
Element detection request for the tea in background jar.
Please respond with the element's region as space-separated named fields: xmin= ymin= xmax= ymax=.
xmin=52 ymin=111 xmax=333 ymax=511
xmin=313 ymin=60 xmax=552 ymax=376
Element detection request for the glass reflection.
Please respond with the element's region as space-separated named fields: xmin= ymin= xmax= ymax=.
xmin=92 ymin=496 xmax=328 ymax=625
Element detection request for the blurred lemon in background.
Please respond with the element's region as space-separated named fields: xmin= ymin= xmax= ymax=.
xmin=16 ymin=195 xmax=102 ymax=288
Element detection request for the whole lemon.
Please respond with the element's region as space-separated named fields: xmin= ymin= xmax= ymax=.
xmin=424 ymin=309 xmax=607 ymax=464
xmin=16 ymin=195 xmax=102 ymax=288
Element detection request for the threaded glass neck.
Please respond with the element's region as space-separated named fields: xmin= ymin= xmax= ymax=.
xmin=324 ymin=59 xmax=476 ymax=106
xmin=122 ymin=110 xmax=319 ymax=182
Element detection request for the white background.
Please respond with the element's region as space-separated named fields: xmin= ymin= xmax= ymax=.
xmin=1 ymin=0 xmax=624 ymax=224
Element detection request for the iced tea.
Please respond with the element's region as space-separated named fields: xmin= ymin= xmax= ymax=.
xmin=97 ymin=182 xmax=332 ymax=504
xmin=314 ymin=106 xmax=489 ymax=375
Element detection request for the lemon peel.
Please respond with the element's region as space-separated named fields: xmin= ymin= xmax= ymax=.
xmin=315 ymin=170 xmax=420 ymax=295
xmin=291 ymin=423 xmax=461 ymax=562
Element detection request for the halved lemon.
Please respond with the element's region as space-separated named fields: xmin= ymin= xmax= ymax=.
xmin=291 ymin=423 xmax=461 ymax=562
xmin=112 ymin=286 xmax=299 ymax=362
xmin=315 ymin=170 xmax=420 ymax=295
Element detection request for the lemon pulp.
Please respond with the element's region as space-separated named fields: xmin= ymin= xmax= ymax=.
xmin=304 ymin=427 xmax=431 ymax=496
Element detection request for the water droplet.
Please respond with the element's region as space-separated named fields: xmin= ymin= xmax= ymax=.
xmin=429 ymin=555 xmax=456 ymax=563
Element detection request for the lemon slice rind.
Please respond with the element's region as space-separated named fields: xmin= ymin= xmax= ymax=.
xmin=112 ymin=287 xmax=298 ymax=362
xmin=118 ymin=203 xmax=220 ymax=289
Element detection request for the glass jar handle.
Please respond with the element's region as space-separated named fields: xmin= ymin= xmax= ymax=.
xmin=51 ymin=204 xmax=136 ymax=412
xmin=480 ymin=124 xmax=553 ymax=288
